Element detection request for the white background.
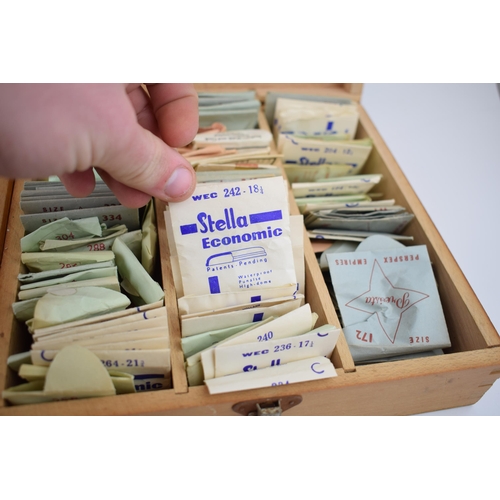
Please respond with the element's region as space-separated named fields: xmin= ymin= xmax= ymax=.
xmin=361 ymin=83 xmax=500 ymax=415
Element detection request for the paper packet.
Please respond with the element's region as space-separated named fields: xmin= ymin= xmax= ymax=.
xmin=273 ymin=97 xmax=359 ymax=140
xmin=2 ymin=345 xmax=117 ymax=405
xmin=20 ymin=216 xmax=103 ymax=252
xmin=205 ymin=356 xmax=337 ymax=395
xmin=181 ymin=296 xmax=303 ymax=337
xmin=167 ymin=176 xmax=297 ymax=297
xmin=177 ymin=283 xmax=299 ymax=316
xmin=279 ymin=135 xmax=372 ymax=173
xmin=31 ymin=287 xmax=131 ymax=330
xmin=212 ymin=324 xmax=340 ymax=378
xmin=327 ymin=244 xmax=451 ymax=362
xmin=112 ymin=237 xmax=164 ymax=305
xmin=21 ymin=251 xmax=115 ymax=273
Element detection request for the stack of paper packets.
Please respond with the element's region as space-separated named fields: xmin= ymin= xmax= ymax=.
xmin=267 ymin=94 xmax=415 ymax=243
xmin=4 ymin=180 xmax=170 ymax=405
xmin=165 ymin=174 xmax=341 ymax=394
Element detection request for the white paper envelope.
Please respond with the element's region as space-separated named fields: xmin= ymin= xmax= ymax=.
xmin=192 ymin=130 xmax=273 ymax=149
xmin=273 ymin=98 xmax=359 ymax=140
xmin=177 ymin=283 xmax=298 ymax=316
xmin=200 ymin=348 xmax=216 ymax=380
xmin=301 ymin=200 xmax=395 ymax=217
xmin=33 ymin=323 xmax=169 ymax=351
xmin=31 ymin=348 xmax=171 ymax=376
xmin=292 ymin=174 xmax=382 ymax=198
xmin=192 ymin=151 xmax=280 ymax=167
xmin=181 ymin=296 xmax=303 ymax=337
xmin=32 ymin=301 xmax=165 ymax=339
xmin=195 ymin=169 xmax=280 ymax=184
xmin=205 ymin=356 xmax=337 ymax=395
xmin=163 ymin=206 xmax=184 ymax=297
xmin=280 ymin=135 xmax=372 ymax=172
xmin=168 ymin=176 xmax=297 ymax=296
xmin=84 ymin=336 xmax=170 ymax=351
xmin=284 ymin=164 xmax=353 ymax=183
xmin=296 ymin=194 xmax=371 ymax=214
xmin=194 ymin=304 xmax=317 ymax=383
xmin=181 ymin=294 xmax=304 ymax=320
xmin=219 ymin=303 xmax=316 ymax=347
xmin=213 ymin=325 xmax=340 ymax=377
xmin=34 ymin=308 xmax=167 ymax=344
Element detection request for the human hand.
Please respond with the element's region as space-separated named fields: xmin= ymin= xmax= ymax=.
xmin=0 ymin=83 xmax=198 ymax=207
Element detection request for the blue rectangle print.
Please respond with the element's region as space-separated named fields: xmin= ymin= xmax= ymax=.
xmin=180 ymin=223 xmax=198 ymax=235
xmin=253 ymin=313 xmax=264 ymax=322
xmin=208 ymin=276 xmax=221 ymax=294
xmin=249 ymin=210 xmax=282 ymax=224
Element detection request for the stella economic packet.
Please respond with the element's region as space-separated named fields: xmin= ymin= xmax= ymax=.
xmin=167 ymin=176 xmax=297 ymax=297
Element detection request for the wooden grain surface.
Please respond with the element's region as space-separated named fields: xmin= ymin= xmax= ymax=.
xmin=194 ymin=83 xmax=363 ymax=103
xmin=358 ymin=106 xmax=500 ymax=351
xmin=0 ymin=177 xmax=14 ymax=268
xmin=2 ymin=348 xmax=499 ymax=416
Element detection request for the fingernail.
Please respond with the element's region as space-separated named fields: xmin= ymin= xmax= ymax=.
xmin=163 ymin=165 xmax=194 ymax=199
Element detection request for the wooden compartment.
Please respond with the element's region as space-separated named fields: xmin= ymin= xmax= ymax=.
xmin=1 ymin=84 xmax=499 ymax=415
xmin=0 ymin=177 xmax=14 ymax=269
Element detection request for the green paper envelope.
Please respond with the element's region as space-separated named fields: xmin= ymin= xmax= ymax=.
xmin=32 ymin=286 xmax=131 ymax=330
xmin=112 ymin=237 xmax=164 ymax=305
xmin=21 ymin=216 xmax=103 ymax=252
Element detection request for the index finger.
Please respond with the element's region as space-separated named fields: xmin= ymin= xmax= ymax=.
xmin=146 ymin=83 xmax=199 ymax=148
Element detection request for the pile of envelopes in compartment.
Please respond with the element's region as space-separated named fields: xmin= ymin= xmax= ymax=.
xmin=3 ymin=180 xmax=171 ymax=405
xmin=263 ymin=93 xmax=450 ymax=364
xmin=178 ymin=91 xmax=282 ymax=170
xmin=162 ymin=92 xmax=342 ymax=394
xmin=165 ymin=175 xmax=341 ymax=394
xmin=266 ymin=93 xmax=415 ymax=244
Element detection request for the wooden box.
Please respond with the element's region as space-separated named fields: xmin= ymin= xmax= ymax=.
xmin=1 ymin=84 xmax=499 ymax=416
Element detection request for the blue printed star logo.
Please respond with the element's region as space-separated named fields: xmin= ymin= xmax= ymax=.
xmin=345 ymin=259 xmax=429 ymax=343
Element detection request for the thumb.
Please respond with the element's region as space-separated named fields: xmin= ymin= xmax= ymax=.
xmin=95 ymin=123 xmax=196 ymax=208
